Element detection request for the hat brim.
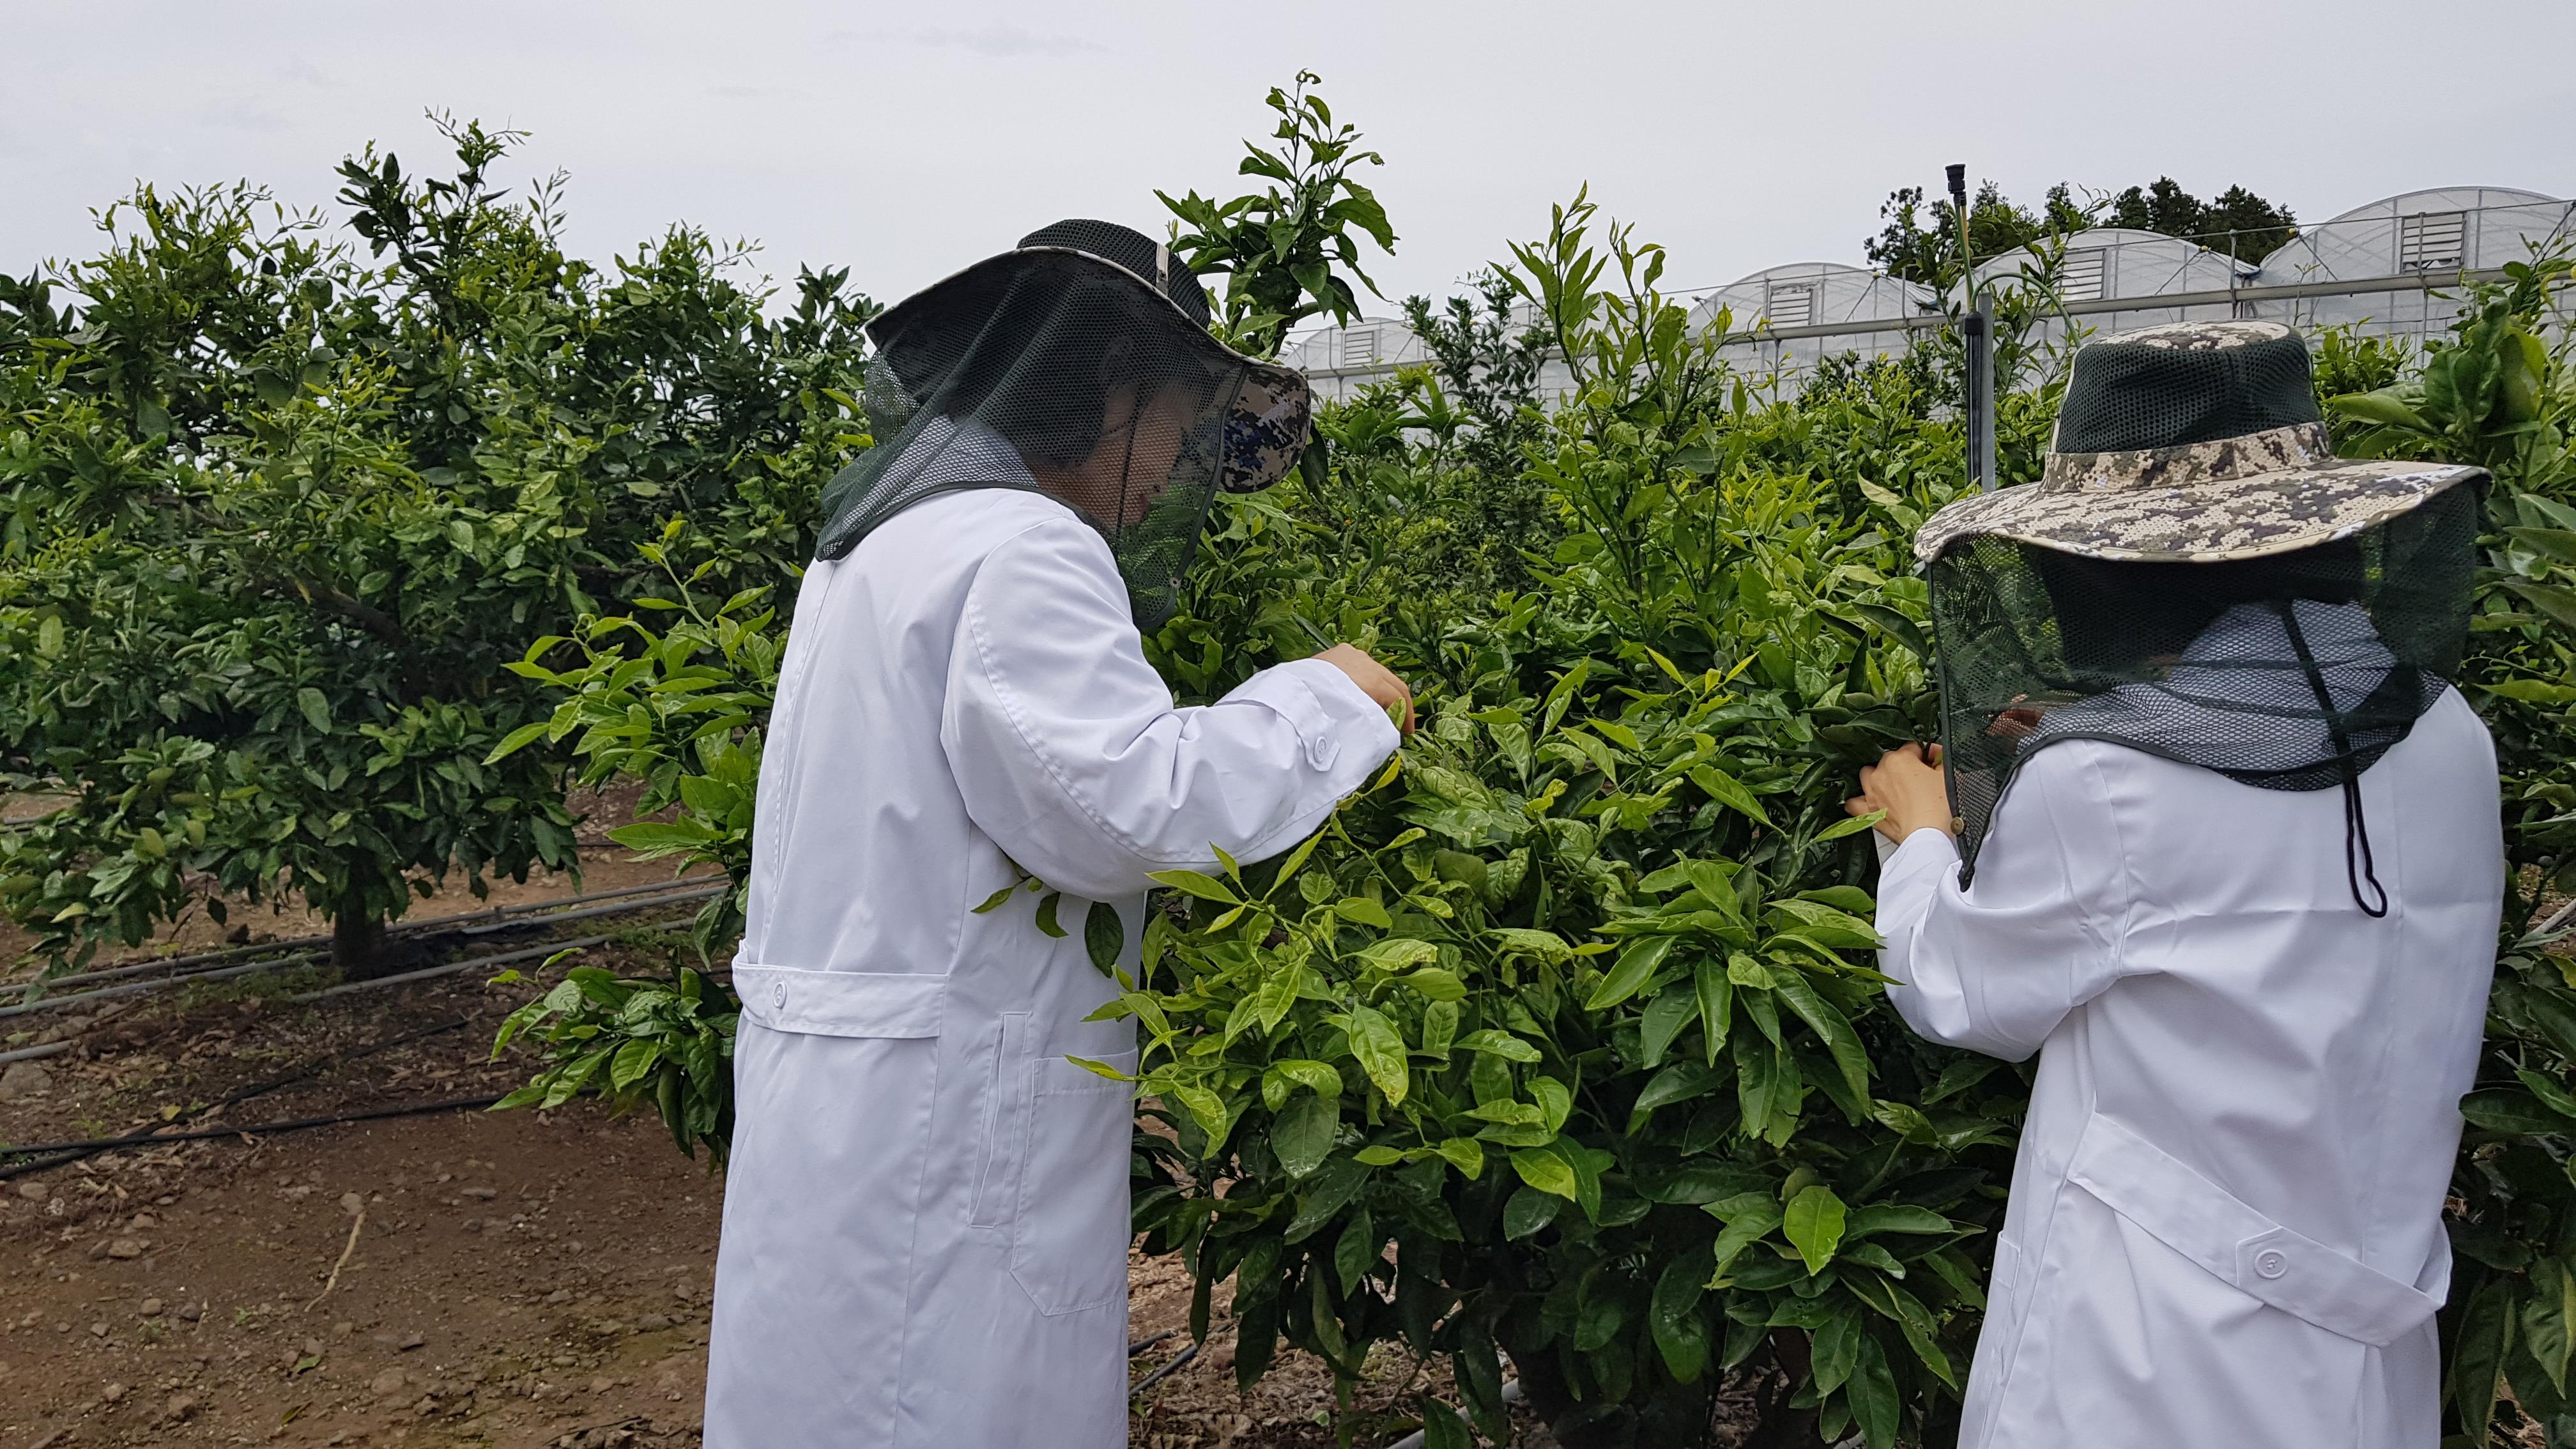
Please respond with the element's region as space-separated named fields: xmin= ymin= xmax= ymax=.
xmin=1913 ymin=459 xmax=2488 ymax=566
xmin=866 ymin=247 xmax=1313 ymax=495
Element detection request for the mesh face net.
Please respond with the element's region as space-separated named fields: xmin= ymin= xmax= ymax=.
xmin=1927 ymin=482 xmax=2481 ymax=907
xmin=812 ymin=222 xmax=1310 ymax=630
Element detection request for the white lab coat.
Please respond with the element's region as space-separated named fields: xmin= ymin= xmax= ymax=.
xmin=1877 ymin=673 xmax=2501 ymax=1449
xmin=704 ymin=485 xmax=1399 ymax=1448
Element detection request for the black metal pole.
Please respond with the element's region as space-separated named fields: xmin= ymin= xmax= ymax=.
xmin=1949 ymin=164 xmax=1997 ymax=493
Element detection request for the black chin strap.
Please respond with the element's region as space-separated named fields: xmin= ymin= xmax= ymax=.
xmin=2278 ymin=602 xmax=2389 ymax=917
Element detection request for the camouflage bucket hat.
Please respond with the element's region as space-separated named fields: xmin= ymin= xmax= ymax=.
xmin=865 ymin=218 xmax=1312 ymax=495
xmin=1913 ymin=320 xmax=2485 ymax=566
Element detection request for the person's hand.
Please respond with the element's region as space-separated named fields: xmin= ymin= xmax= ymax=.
xmin=1315 ymin=644 xmax=1414 ymax=735
xmin=1846 ymin=742 xmax=1954 ymax=844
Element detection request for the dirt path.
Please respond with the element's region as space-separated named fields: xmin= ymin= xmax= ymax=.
xmin=0 ymin=878 xmax=1538 ymax=1449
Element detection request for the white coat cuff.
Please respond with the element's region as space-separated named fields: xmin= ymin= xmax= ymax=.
xmin=1220 ymin=657 xmax=1401 ymax=792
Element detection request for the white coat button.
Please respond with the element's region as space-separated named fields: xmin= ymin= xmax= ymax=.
xmin=1306 ymin=735 xmax=1338 ymax=770
xmin=2255 ymin=1249 xmax=2288 ymax=1280
xmin=772 ymin=979 xmax=787 ymax=1009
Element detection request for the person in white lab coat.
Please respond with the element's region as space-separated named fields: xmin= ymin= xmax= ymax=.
xmin=703 ymin=220 xmax=1409 ymax=1447
xmin=1848 ymin=321 xmax=2501 ymax=1448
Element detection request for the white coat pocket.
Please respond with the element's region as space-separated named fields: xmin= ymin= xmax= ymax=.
xmin=976 ymin=1029 xmax=1139 ymax=1316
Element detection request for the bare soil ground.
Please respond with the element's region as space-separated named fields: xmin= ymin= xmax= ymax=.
xmin=0 ymin=834 xmax=1548 ymax=1449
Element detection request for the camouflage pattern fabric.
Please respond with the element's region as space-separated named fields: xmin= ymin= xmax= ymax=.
xmin=2103 ymin=319 xmax=2296 ymax=352
xmin=1915 ymin=458 xmax=2485 ymax=564
xmin=1917 ymin=319 xmax=2484 ymax=565
xmin=1222 ymin=363 xmax=1312 ymax=493
xmin=2039 ymin=422 xmax=2337 ymax=491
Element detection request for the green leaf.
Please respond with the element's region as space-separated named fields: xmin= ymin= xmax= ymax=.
xmin=1354 ymin=938 xmax=1440 ymax=970
xmin=2451 ymin=1273 xmax=2511 ymax=1445
xmin=1431 ymin=1137 xmax=1483 ymax=1178
xmin=1689 ymin=765 xmax=1774 ymax=827
xmin=1083 ymin=901 xmax=1124 ymax=975
xmin=1150 ymin=869 xmax=1241 ymax=904
xmin=2523 ymin=1257 xmax=2574 ymax=1393
xmin=971 ymin=884 xmax=1018 ymax=914
xmin=1396 ymin=967 xmax=1467 ymax=1002
xmin=1503 ymin=1186 xmax=1560 ymax=1239
xmin=1489 ymin=927 xmax=1575 ymax=960
xmin=1815 ymin=809 xmax=1885 ymax=843
xmin=2462 ymin=1089 xmax=2568 ymax=1137
xmin=1335 ymin=896 xmax=1392 ymax=928
xmin=1033 ymin=892 xmax=1068 ymax=938
xmin=1782 ymin=1184 xmax=1848 ymax=1275
xmin=1846 ymin=1335 xmax=1900 ymax=1449
xmin=1417 ymin=1399 xmax=1473 ymax=1449
xmin=1510 ymin=1147 xmax=1578 ymax=1201
xmin=1631 ymin=1060 xmax=1724 ymax=1119
xmin=1342 ymin=1004 xmax=1410 ymax=1105
xmin=1640 ymin=986 xmax=1697 ymax=1068
xmin=1695 ymin=958 xmax=1733 ymax=1066
xmin=1333 ymin=1209 xmax=1378 ymax=1297
xmin=1705 ymin=1194 xmax=1783 ymax=1278
xmin=2516 ymin=1068 xmax=2576 ymax=1122
xmin=484 ymin=720 xmax=553 ymax=764
xmin=296 ymin=686 xmax=333 ymax=733
xmin=1528 ymin=1077 xmax=1572 ymax=1133
xmin=2505 ymin=581 xmax=2576 ymax=633
xmin=1845 ymin=1203 xmax=1954 ymax=1239
xmin=1455 ymin=1029 xmax=1542 ymax=1062
xmin=2325 ymin=387 xmax=2431 ymax=432
xmin=1770 ymin=971 xmax=1872 ymax=1107
xmin=1811 ymin=1305 xmax=1864 ymax=1394
xmin=1273 ymin=1091 xmax=1338 ymax=1179
xmin=1585 ymin=935 xmax=1673 ymax=1010
xmin=1650 ymin=1257 xmax=1712 ymax=1382
xmin=1848 ymin=603 xmax=1930 ymax=658
xmin=1285 ymin=1156 xmax=1370 ymax=1243
xmin=608 ymin=1038 xmax=660 ymax=1091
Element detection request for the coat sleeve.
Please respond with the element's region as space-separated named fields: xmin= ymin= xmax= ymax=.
xmin=1876 ymin=743 xmax=2136 ymax=1062
xmin=940 ymin=514 xmax=1402 ymax=902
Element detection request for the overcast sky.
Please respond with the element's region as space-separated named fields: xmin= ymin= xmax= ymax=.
xmin=8 ymin=1 xmax=2574 ymax=318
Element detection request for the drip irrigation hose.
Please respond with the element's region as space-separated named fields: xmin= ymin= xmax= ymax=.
xmin=4 ymin=877 xmax=721 ymax=1000
xmin=282 ymin=919 xmax=689 ymax=1004
xmin=1 ymin=887 xmax=714 ymax=1019
xmin=0 ymin=1093 xmax=507 ymax=1178
xmin=0 ymin=1040 xmax=69 ymax=1066
xmin=0 ymin=1016 xmax=470 ymax=1177
xmin=1128 ymin=1344 xmax=1199 ymax=1397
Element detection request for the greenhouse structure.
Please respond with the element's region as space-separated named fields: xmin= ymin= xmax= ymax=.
xmin=1286 ymin=184 xmax=2576 ymax=402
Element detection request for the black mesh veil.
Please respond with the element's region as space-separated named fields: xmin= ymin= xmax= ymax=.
xmin=1927 ymin=482 xmax=2482 ymax=906
xmin=811 ymin=222 xmax=1310 ymax=629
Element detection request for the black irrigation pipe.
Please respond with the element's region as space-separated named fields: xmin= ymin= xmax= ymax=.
xmin=1 ymin=891 xmax=712 ymax=1020
xmin=283 ymin=919 xmax=690 ymax=1004
xmin=0 ymin=1093 xmax=508 ymax=1178
xmin=4 ymin=877 xmax=722 ymax=1001
xmin=0 ymin=1016 xmax=470 ymax=1177
xmin=1129 ymin=1344 xmax=1200 ymax=1398
xmin=1127 ymin=1330 xmax=1179 ymax=1358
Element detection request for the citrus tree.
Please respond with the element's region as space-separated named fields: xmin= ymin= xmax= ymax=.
xmin=470 ymin=93 xmax=2576 ymax=1446
xmin=0 ymin=116 xmax=871 ymax=976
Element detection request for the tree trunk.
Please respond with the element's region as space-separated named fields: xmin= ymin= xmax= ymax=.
xmin=332 ymin=903 xmax=390 ymax=980
xmin=1740 ymin=1331 xmax=1825 ymax=1448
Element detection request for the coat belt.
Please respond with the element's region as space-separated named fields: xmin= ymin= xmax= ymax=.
xmin=732 ymin=961 xmax=947 ymax=1039
xmin=2064 ymin=1112 xmax=2445 ymax=1347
